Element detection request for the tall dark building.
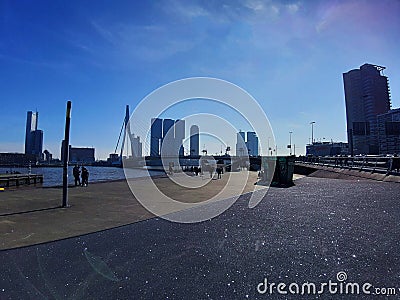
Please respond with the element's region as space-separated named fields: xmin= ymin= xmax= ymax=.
xmin=150 ymin=118 xmax=162 ymax=157
xmin=25 ymin=111 xmax=37 ymax=153
xmin=174 ymin=119 xmax=185 ymax=157
xmin=235 ymin=131 xmax=259 ymax=156
xmin=343 ymin=63 xmax=391 ymax=154
xmin=189 ymin=125 xmax=199 ymax=156
xmin=162 ymin=119 xmax=175 ymax=156
xmin=246 ymin=131 xmax=259 ymax=156
xmin=25 ymin=111 xmax=43 ymax=159
xmin=150 ymin=118 xmax=186 ymax=157
xmin=162 ymin=119 xmax=175 ymax=139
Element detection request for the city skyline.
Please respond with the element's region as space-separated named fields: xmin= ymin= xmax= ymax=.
xmin=1 ymin=1 xmax=400 ymax=159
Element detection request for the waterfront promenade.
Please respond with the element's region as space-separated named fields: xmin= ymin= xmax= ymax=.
xmin=0 ymin=171 xmax=263 ymax=250
xmin=1 ymin=175 xmax=399 ymax=299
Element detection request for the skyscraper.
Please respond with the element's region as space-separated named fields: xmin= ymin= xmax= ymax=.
xmin=161 ymin=119 xmax=175 ymax=156
xmin=162 ymin=119 xmax=175 ymax=138
xmin=150 ymin=118 xmax=186 ymax=157
xmin=246 ymin=131 xmax=259 ymax=156
xmin=25 ymin=111 xmax=43 ymax=159
xmin=343 ymin=63 xmax=391 ymax=154
xmin=25 ymin=111 xmax=37 ymax=154
xmin=174 ymin=119 xmax=185 ymax=157
xmin=130 ymin=134 xmax=143 ymax=158
xmin=150 ymin=118 xmax=162 ymax=157
xmin=236 ymin=131 xmax=246 ymax=156
xmin=190 ymin=125 xmax=199 ymax=156
xmin=235 ymin=131 xmax=259 ymax=156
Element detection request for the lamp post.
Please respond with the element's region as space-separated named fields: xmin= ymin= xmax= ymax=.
xmin=62 ymin=100 xmax=72 ymax=208
xmin=310 ymin=121 xmax=316 ymax=144
xmin=289 ymin=131 xmax=293 ymax=156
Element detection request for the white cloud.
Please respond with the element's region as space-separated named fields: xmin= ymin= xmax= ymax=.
xmin=91 ymin=21 xmax=118 ymax=45
xmin=286 ymin=3 xmax=300 ymax=14
xmin=244 ymin=0 xmax=266 ymax=12
xmin=161 ymin=0 xmax=209 ymax=19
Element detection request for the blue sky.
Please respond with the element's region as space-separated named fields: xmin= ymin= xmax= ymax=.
xmin=1 ymin=0 xmax=400 ymax=159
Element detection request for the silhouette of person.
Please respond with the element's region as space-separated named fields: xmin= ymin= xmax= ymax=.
xmin=392 ymin=154 xmax=400 ymax=173
xmin=209 ymin=166 xmax=214 ymax=178
xmin=217 ymin=167 xmax=222 ymax=179
xmin=81 ymin=167 xmax=89 ymax=186
xmin=73 ymin=165 xmax=80 ymax=186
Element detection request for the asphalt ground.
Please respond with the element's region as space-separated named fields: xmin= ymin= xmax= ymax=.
xmin=1 ymin=176 xmax=399 ymax=299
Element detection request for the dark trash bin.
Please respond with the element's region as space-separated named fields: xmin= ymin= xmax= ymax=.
xmin=261 ymin=156 xmax=295 ymax=186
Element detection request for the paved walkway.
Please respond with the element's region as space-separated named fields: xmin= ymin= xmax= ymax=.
xmin=0 ymin=171 xmax=264 ymax=250
xmin=1 ymin=176 xmax=399 ymax=299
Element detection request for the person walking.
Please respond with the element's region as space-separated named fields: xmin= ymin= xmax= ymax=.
xmin=73 ymin=165 xmax=80 ymax=186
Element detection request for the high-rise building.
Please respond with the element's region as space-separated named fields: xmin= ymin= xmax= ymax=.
xmin=130 ymin=134 xmax=143 ymax=158
xmin=150 ymin=118 xmax=186 ymax=157
xmin=190 ymin=125 xmax=199 ymax=156
xmin=343 ymin=63 xmax=391 ymax=154
xmin=161 ymin=119 xmax=175 ymax=156
xmin=174 ymin=119 xmax=185 ymax=157
xmin=150 ymin=118 xmax=162 ymax=157
xmin=25 ymin=111 xmax=37 ymax=154
xmin=32 ymin=130 xmax=43 ymax=158
xmin=25 ymin=111 xmax=43 ymax=159
xmin=162 ymin=119 xmax=175 ymax=139
xmin=246 ymin=131 xmax=259 ymax=156
xmin=236 ymin=131 xmax=247 ymax=156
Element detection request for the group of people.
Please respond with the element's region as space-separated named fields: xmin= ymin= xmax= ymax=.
xmin=188 ymin=165 xmax=223 ymax=179
xmin=190 ymin=166 xmax=202 ymax=176
xmin=73 ymin=165 xmax=89 ymax=187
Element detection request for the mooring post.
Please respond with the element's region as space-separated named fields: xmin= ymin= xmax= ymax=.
xmin=62 ymin=101 xmax=72 ymax=207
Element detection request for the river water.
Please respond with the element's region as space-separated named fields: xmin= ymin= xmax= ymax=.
xmin=0 ymin=166 xmax=164 ymax=187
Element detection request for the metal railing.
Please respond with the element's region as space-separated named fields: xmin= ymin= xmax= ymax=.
xmin=295 ymin=155 xmax=400 ymax=175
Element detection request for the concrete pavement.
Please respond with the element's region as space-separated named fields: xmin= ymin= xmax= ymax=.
xmin=0 ymin=171 xmax=263 ymax=250
xmin=0 ymin=176 xmax=399 ymax=299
